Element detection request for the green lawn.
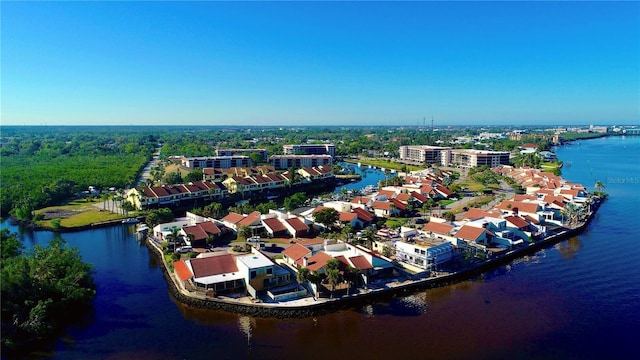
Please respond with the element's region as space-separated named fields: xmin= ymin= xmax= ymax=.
xmin=541 ymin=161 xmax=562 ymax=168
xmin=385 ymin=217 xmax=411 ymax=229
xmin=35 ymin=198 xmax=129 ymax=228
xmin=457 ymin=179 xmax=486 ymax=192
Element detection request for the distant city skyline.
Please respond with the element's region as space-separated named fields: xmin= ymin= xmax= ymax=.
xmin=2 ymin=1 xmax=638 ymax=126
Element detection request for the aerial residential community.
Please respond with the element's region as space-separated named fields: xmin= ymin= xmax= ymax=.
xmin=113 ymin=137 xmax=605 ymax=312
xmin=2 ymin=1 xmax=638 ymax=358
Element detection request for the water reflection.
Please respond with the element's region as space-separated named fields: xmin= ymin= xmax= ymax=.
xmin=237 ymin=315 xmax=255 ymax=346
xmin=556 ymin=236 xmax=582 ymax=259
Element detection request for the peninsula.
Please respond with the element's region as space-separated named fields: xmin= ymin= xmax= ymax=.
xmin=144 ymin=160 xmax=605 ymax=317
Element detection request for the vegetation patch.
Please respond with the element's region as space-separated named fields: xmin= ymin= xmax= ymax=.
xmin=34 ymin=200 xmax=127 ymax=228
xmin=385 ymin=217 xmax=410 ymax=229
xmin=1 ymin=230 xmax=96 ymax=353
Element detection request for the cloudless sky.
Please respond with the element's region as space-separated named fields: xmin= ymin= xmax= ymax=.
xmin=2 ymin=1 xmax=638 ymax=126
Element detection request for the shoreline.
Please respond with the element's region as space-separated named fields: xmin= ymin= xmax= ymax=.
xmin=17 ymin=134 xmax=619 ymax=233
xmin=146 ymin=198 xmax=603 ymax=318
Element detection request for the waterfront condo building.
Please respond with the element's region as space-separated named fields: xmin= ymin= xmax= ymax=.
xmin=399 ymin=145 xmax=452 ymax=166
xmin=180 ymin=156 xmax=251 ymax=169
xmin=450 ymin=149 xmax=510 ymax=169
xmin=215 ymin=148 xmax=268 ymax=161
xmin=283 ymin=143 xmax=335 ymax=157
xmin=270 ymin=154 xmax=333 ymax=170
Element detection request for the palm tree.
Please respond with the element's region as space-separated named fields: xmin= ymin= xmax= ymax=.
xmin=128 ymin=191 xmax=140 ymax=211
xmin=238 ymin=225 xmax=252 ymax=241
xmin=362 ymin=226 xmax=376 ymax=249
xmin=101 ymin=192 xmax=109 ymax=211
xmin=594 ymin=180 xmax=605 ymax=193
xmin=325 ymin=258 xmax=341 ymax=298
xmin=296 ymin=267 xmax=310 ymax=292
xmin=165 ymin=227 xmax=182 ymax=252
xmin=343 ymin=266 xmax=358 ymax=294
xmin=186 ymin=233 xmax=195 ymax=247
xmin=383 ymin=168 xmax=390 ymax=187
xmin=342 ymin=223 xmax=354 ymax=242
xmin=561 ymin=202 xmax=585 ymax=226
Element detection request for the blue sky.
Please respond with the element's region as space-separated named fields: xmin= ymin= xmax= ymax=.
xmin=2 ymin=1 xmax=638 ymax=126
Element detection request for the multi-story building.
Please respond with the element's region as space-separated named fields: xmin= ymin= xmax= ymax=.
xmin=283 ymin=144 xmax=335 ymax=157
xmin=180 ymin=156 xmax=251 ymax=169
xmin=270 ymin=154 xmax=333 ymax=170
xmin=399 ymin=145 xmax=452 ymax=166
xmin=450 ymin=149 xmax=510 ymax=169
xmin=215 ymin=148 xmax=268 ymax=161
xmin=394 ymin=239 xmax=453 ymax=271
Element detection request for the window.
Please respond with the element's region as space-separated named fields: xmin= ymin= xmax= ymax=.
xmin=267 ymin=268 xmax=273 ymax=275
xmin=250 ymin=271 xmax=256 ymax=279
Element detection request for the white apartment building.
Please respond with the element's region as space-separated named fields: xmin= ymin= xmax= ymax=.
xmin=449 ymin=149 xmax=510 ymax=169
xmin=398 ymin=146 xmax=452 ymax=166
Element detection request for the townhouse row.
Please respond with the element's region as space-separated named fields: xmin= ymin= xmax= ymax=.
xmin=125 ymin=165 xmax=334 ymax=210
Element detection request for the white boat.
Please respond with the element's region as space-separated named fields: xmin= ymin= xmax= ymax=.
xmin=122 ymin=218 xmax=139 ymax=224
xmin=136 ymin=224 xmax=149 ymax=233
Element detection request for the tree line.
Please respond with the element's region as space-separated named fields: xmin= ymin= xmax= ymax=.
xmin=1 ymin=229 xmax=96 ymax=353
xmin=1 ymin=125 xmax=556 ymax=219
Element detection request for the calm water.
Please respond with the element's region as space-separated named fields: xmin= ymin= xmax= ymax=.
xmin=335 ymin=162 xmax=387 ymax=192
xmin=3 ymin=136 xmax=640 ymax=359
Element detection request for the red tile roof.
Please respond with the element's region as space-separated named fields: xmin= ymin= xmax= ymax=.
xmin=410 ymin=191 xmax=428 ymax=203
xmin=514 ymin=194 xmax=537 ymax=201
xmin=435 ymin=185 xmax=452 ymax=197
xmin=390 ymin=198 xmax=407 ymax=211
xmin=238 ymin=211 xmax=261 ymax=226
xmin=197 ymin=221 xmax=221 ymax=236
xmin=300 ymin=251 xmax=332 ymax=271
xmin=542 ymin=195 xmax=565 ymax=204
xmin=464 ymin=208 xmax=501 ymax=220
xmin=376 ymin=190 xmax=396 ymax=199
xmin=495 ymin=201 xmax=540 ymax=215
xmin=395 ymin=193 xmax=412 ymax=203
xmin=523 ymin=215 xmax=540 ymax=225
xmin=182 ymin=225 xmax=208 ymax=241
xmin=285 ymin=218 xmax=310 ymax=232
xmin=504 ymin=216 xmax=529 ymax=229
xmin=349 ymin=255 xmax=373 ymax=270
xmin=455 ymin=225 xmax=491 ymax=241
xmin=559 ymin=189 xmax=579 ymax=197
xmin=352 ymin=207 xmax=374 ymax=222
xmin=339 ymin=212 xmax=358 ymax=222
xmin=535 ymin=189 xmax=556 ymax=196
xmin=263 ymin=218 xmax=287 ymax=233
xmin=372 ymin=201 xmax=392 ymax=210
xmin=312 ymin=206 xmax=327 ymax=213
xmin=421 ymin=184 xmax=437 ymax=195
xmin=282 ymin=243 xmax=311 ymax=261
xmin=222 ymin=212 xmax=245 ymax=224
xmin=189 ymin=254 xmax=238 ymax=278
xmin=351 ymin=196 xmax=371 ymax=205
xmin=173 ymin=260 xmax=193 ymax=281
xmin=422 ymin=221 xmax=454 ymax=235
xmin=334 ymin=255 xmax=351 ymax=271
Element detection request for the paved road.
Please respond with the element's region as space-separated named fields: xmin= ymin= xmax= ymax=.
xmin=137 ymin=148 xmax=162 ymax=187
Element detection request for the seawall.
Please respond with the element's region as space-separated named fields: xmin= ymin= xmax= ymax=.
xmin=146 ymin=197 xmax=603 ymax=318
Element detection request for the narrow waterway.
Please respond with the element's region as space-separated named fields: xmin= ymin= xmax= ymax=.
xmin=3 ymin=136 xmax=639 ymax=359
